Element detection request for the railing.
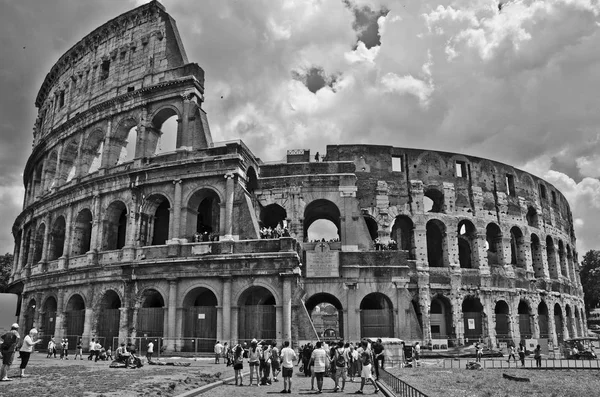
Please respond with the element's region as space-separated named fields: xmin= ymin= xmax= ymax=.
xmin=379 ymin=368 xmax=429 ymax=397
xmin=439 ymin=357 xmax=600 ymax=369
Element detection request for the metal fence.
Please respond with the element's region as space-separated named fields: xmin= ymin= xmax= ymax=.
xmin=439 ymin=358 xmax=600 ymax=369
xmin=379 ymin=368 xmax=429 ymax=397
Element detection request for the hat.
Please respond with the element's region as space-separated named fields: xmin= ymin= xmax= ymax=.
xmin=11 ymin=323 xmax=18 ymax=329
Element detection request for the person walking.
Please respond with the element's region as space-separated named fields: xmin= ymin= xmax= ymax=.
xmin=279 ymin=340 xmax=297 ymax=394
xmin=146 ymin=340 xmax=154 ymax=363
xmin=332 ymin=341 xmax=348 ymax=392
xmin=518 ymin=343 xmax=526 ymax=367
xmin=372 ymin=339 xmax=384 ymax=380
xmin=19 ymin=328 xmax=42 ymax=378
xmin=311 ymin=341 xmax=328 ymax=394
xmin=413 ymin=342 xmax=421 ymax=367
xmin=88 ymin=338 xmax=96 ymax=360
xmin=271 ymin=342 xmax=281 ymax=382
xmin=214 ymin=340 xmax=223 ymax=364
xmin=0 ymin=323 xmax=21 ymax=381
xmin=355 ymin=339 xmax=379 ymax=394
xmin=534 ymin=344 xmax=542 ymax=368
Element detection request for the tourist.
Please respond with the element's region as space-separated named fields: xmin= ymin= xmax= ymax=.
xmin=475 ymin=342 xmax=483 ymax=363
xmin=372 ymin=338 xmax=385 ymax=380
xmin=94 ymin=340 xmax=102 ymax=362
xmin=147 ymin=340 xmax=154 ymax=362
xmin=355 ymin=339 xmax=379 ymax=394
xmin=259 ymin=343 xmax=272 ymax=385
xmin=74 ymin=339 xmax=83 ymax=360
xmin=311 ymin=341 xmax=328 ymax=393
xmin=233 ymin=343 xmax=244 ymax=386
xmin=0 ymin=323 xmax=20 ymax=381
xmin=349 ymin=345 xmax=359 ymax=381
xmin=271 ymin=342 xmax=281 ymax=382
xmin=60 ymin=338 xmax=69 ymax=359
xmin=106 ymin=345 xmax=113 ymax=360
xmin=507 ymin=344 xmax=517 ymax=363
xmin=332 ymin=340 xmax=348 ymax=392
xmin=534 ymin=344 xmax=542 ymax=368
xmin=413 ymin=342 xmax=421 ymax=367
xmin=279 ymin=340 xmax=297 ymax=393
xmin=518 ymin=343 xmax=526 ymax=366
xmin=19 ymin=328 xmax=41 ymax=378
xmin=223 ymin=342 xmax=231 ymax=366
xmin=47 ymin=337 xmax=56 ymax=358
xmin=248 ymin=339 xmax=261 ymax=386
xmin=88 ymin=338 xmax=96 ymax=360
xmin=214 ymin=340 xmax=223 ymax=364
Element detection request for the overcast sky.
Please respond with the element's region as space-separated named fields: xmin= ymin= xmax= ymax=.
xmin=1 ymin=0 xmax=600 ymax=257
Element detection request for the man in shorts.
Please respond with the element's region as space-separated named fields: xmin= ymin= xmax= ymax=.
xmin=355 ymin=340 xmax=379 ymax=394
xmin=279 ymin=341 xmax=297 ymax=394
xmin=311 ymin=341 xmax=328 ymax=394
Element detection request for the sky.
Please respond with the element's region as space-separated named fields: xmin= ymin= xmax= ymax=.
xmin=2 ymin=0 xmax=600 ymax=257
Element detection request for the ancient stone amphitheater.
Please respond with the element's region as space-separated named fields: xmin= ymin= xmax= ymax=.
xmin=9 ymin=1 xmax=585 ymax=352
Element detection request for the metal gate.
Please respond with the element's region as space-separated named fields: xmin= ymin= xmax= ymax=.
xmin=360 ymin=309 xmax=394 ymax=338
xmin=65 ymin=309 xmax=85 ymax=349
xmin=238 ymin=306 xmax=276 ymax=341
xmin=519 ymin=314 xmax=532 ymax=338
xmin=182 ymin=306 xmax=217 ymax=352
xmin=137 ymin=307 xmax=164 ymax=337
xmin=538 ymin=315 xmax=549 ymax=338
xmin=97 ymin=308 xmax=121 ymax=350
xmin=463 ymin=312 xmax=482 ymax=341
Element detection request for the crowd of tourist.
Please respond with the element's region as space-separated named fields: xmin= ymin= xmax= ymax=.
xmin=373 ymin=238 xmax=398 ymax=251
xmin=260 ymin=224 xmax=291 ymax=239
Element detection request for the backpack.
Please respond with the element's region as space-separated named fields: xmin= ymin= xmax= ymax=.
xmin=335 ymin=348 xmax=346 ymax=367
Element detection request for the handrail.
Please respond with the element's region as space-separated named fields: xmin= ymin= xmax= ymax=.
xmin=379 ymin=368 xmax=429 ymax=397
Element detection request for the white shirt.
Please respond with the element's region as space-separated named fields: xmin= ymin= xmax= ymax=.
xmin=20 ymin=335 xmax=36 ymax=353
xmin=311 ymin=348 xmax=327 ymax=373
xmin=89 ymin=340 xmax=96 ymax=350
xmin=147 ymin=342 xmax=154 ymax=353
xmin=214 ymin=343 xmax=223 ymax=354
xmin=280 ymin=346 xmax=297 ymax=369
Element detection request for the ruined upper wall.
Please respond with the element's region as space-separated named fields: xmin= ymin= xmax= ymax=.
xmin=33 ymin=1 xmax=191 ymax=140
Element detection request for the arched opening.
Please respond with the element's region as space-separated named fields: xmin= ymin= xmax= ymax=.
xmin=44 ymin=151 xmax=58 ymax=191
xmin=574 ymin=308 xmax=582 ymax=337
xmin=83 ymin=130 xmax=106 ymax=175
xmin=423 ymin=188 xmax=444 ymax=213
xmin=566 ymin=245 xmax=575 ymax=282
xmin=462 ymin=296 xmax=483 ymax=343
xmin=246 ymin=166 xmax=258 ymax=192
xmin=304 ymin=293 xmax=344 ymax=341
xmin=103 ymin=201 xmax=127 ymax=250
xmin=40 ymin=297 xmax=57 ymax=348
xmin=566 ymin=305 xmax=574 ymax=339
xmin=526 ymin=206 xmax=539 ymax=228
xmin=137 ymin=289 xmax=165 ymax=338
xmin=486 ymin=223 xmax=502 ymax=266
xmin=426 ymin=220 xmax=446 ymax=267
xmin=32 ymin=163 xmax=43 ymax=199
xmin=182 ymin=287 xmax=218 ymax=352
xmin=139 ymin=195 xmax=171 ymax=246
xmin=531 ymin=234 xmax=544 ymax=278
xmin=48 ymin=216 xmax=66 ymax=261
xmin=391 ymin=215 xmax=414 ymax=258
xmin=65 ymin=294 xmax=85 ymax=349
xmin=71 ymin=209 xmax=93 ymax=256
xmin=187 ymin=189 xmax=221 ymax=241
xmin=364 ymin=216 xmax=378 ymax=242
xmin=96 ymin=290 xmax=121 ymax=351
xmin=510 ymin=227 xmax=526 ymax=268
xmin=116 ymin=125 xmax=138 ymax=165
xmin=546 ymin=236 xmax=558 ymax=279
xmin=23 ymin=299 xmax=36 ymax=335
xmin=304 ymin=199 xmax=341 ymax=242
xmin=538 ymin=301 xmax=549 ymax=338
xmin=458 ymin=220 xmax=477 ymax=269
xmin=238 ymin=287 xmax=276 ymax=342
xmin=151 ymin=108 xmax=179 ymax=156
xmin=259 ymin=204 xmax=287 ymax=233
xmin=360 ymin=293 xmax=394 ymax=338
xmin=59 ymin=139 xmax=79 ymax=184
xmin=518 ymin=300 xmax=532 ymax=339
xmin=430 ymin=296 xmax=452 ymax=339
xmin=33 ymin=224 xmax=46 ymax=263
xmin=554 ymin=304 xmax=564 ymax=343
xmin=494 ymin=300 xmax=510 ymax=341
xmin=558 ymin=240 xmax=568 ymax=279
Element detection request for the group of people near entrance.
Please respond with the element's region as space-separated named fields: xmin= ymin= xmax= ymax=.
xmin=216 ymin=338 xmax=382 ymax=394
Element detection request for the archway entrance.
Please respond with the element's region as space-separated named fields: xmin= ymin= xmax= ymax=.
xmin=97 ymin=291 xmax=121 ymax=350
xmin=495 ymin=301 xmax=510 ymax=342
xmin=137 ymin=289 xmax=165 ymax=338
xmin=238 ymin=287 xmax=276 ymax=342
xmin=304 ymin=293 xmax=344 ymax=341
xmin=182 ymin=288 xmax=218 ymax=352
xmin=430 ymin=296 xmax=452 ymax=338
xmin=538 ymin=302 xmax=549 ymax=338
xmin=518 ymin=300 xmax=532 ymax=339
xmin=462 ymin=296 xmax=483 ymax=343
xmin=65 ymin=294 xmax=85 ymax=348
xmin=554 ymin=304 xmax=564 ymax=343
xmin=41 ymin=297 xmax=57 ymax=348
xmin=24 ymin=299 xmax=36 ymax=334
xmin=360 ymin=293 xmax=394 ymax=338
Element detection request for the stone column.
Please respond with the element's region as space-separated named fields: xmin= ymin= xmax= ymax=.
xmin=17 ymin=228 xmax=27 ymax=271
xmin=118 ymin=307 xmax=129 ymax=343
xmin=539 ymin=242 xmax=551 ymax=280
xmin=501 ymin=236 xmax=515 ymax=277
xmin=476 ymin=233 xmax=490 ymax=275
xmin=82 ymin=308 xmax=94 ymax=341
xmin=446 ymin=230 xmax=459 ymax=268
xmin=34 ymin=292 xmax=43 ymax=328
xmin=548 ymin=304 xmax=558 ymax=348
xmin=131 ymin=306 xmax=139 ymax=339
xmin=339 ymin=186 xmax=358 ymax=251
xmin=345 ymin=282 xmax=360 ymax=342
xmin=90 ymin=194 xmax=102 ymax=252
xmin=222 ymin=278 xmax=231 ymax=343
xmin=453 ymin=296 xmax=464 ymax=346
xmin=418 ymin=285 xmax=431 ymax=342
xmin=413 ymin=225 xmax=428 ymax=270
xmin=483 ymin=294 xmax=495 ymax=347
xmin=282 ymin=276 xmax=292 ymax=343
xmin=41 ymin=214 xmax=52 ymax=263
xmin=62 ymin=205 xmax=74 ymax=257
xmin=522 ymin=235 xmax=534 ymax=279
xmin=223 ymin=173 xmax=235 ymax=240
xmin=55 ymin=290 xmax=65 ymax=340
xmin=216 ymin=305 xmax=223 ymax=343
xmin=532 ymin=313 xmax=540 ymax=339
xmin=171 ymin=179 xmax=182 ymax=240
xmin=231 ymin=307 xmax=239 ymax=344
xmin=167 ymin=279 xmax=177 ymax=349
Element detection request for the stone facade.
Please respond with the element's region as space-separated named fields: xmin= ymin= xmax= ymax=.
xmin=9 ymin=1 xmax=585 ymax=352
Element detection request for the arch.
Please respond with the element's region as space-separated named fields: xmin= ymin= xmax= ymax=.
xmin=554 ymin=303 xmax=564 ymax=343
xmin=303 ymin=199 xmax=341 ymax=242
xmin=44 ymin=151 xmax=58 ymax=190
xmin=139 ymin=194 xmax=171 ymax=246
xmin=510 ymin=226 xmax=526 ymax=268
xmin=187 ymin=188 xmax=221 ymax=240
xmin=96 ymin=290 xmax=121 ymax=350
xmin=486 ymin=223 xmax=502 ymax=266
xmin=59 ymin=138 xmax=79 ymax=183
xmin=530 ymin=234 xmax=544 ymax=278
xmin=150 ymin=106 xmax=180 ymax=156
xmin=426 ymin=219 xmax=446 ymax=267
xmin=494 ymin=300 xmax=510 ymax=341
xmin=391 ymin=215 xmax=414 ymax=258
xmin=32 ymin=223 xmax=46 ymax=264
xmin=462 ymin=296 xmax=483 ymax=342
xmin=65 ymin=294 xmax=85 ymax=348
xmin=48 ymin=216 xmax=66 ymax=261
xmin=238 ymin=286 xmax=276 ymax=342
xmin=21 ymin=228 xmax=32 ymax=270
xmin=23 ymin=298 xmax=36 ymax=334
xmin=360 ymin=293 xmax=394 ymax=338
xmin=110 ymin=117 xmax=139 ymax=166
xmin=137 ymin=288 xmax=165 ymax=338
xmin=526 ymin=206 xmax=539 ymax=228
xmin=102 ymin=201 xmax=128 ymax=250
xmin=32 ymin=162 xmax=43 ymax=200
xmin=565 ymin=304 xmax=575 ymax=339
xmin=363 ymin=216 xmax=379 ymax=242
xmin=80 ymin=129 xmax=105 ymax=175
xmin=430 ymin=295 xmax=452 ymax=339
xmin=260 ymin=203 xmax=287 ymax=229
xmin=305 ymin=293 xmax=344 ymax=341
xmin=424 ymin=187 xmax=444 ymax=213
xmin=457 ymin=220 xmax=477 ymax=269
xmin=558 ymin=240 xmax=568 ymax=279
xmin=182 ymin=287 xmax=218 ymax=352
xmin=538 ymin=301 xmax=549 ymax=338
xmin=546 ymin=236 xmax=559 ymax=279
xmin=518 ymin=300 xmax=532 ymax=338
xmin=71 ymin=209 xmax=93 ymax=255
xmin=41 ymin=296 xmax=58 ymax=346
xmin=246 ymin=166 xmax=258 ymax=192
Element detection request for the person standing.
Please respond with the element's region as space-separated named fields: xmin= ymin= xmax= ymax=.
xmin=475 ymin=342 xmax=483 ymax=363
xmin=271 ymin=342 xmax=281 ymax=382
xmin=88 ymin=338 xmax=96 ymax=360
xmin=534 ymin=344 xmax=542 ymax=368
xmin=413 ymin=342 xmax=421 ymax=367
xmin=19 ymin=328 xmax=42 ymax=378
xmin=63 ymin=338 xmax=69 ymax=360
xmin=214 ymin=340 xmax=223 ymax=364
xmin=146 ymin=340 xmax=154 ymax=362
xmin=233 ymin=343 xmax=245 ymax=386
xmin=311 ymin=341 xmax=328 ymax=394
xmin=507 ymin=344 xmax=517 ymax=363
xmin=332 ymin=341 xmax=348 ymax=392
xmin=248 ymin=339 xmax=261 ymax=386
xmin=279 ymin=340 xmax=297 ymax=394
xmin=74 ymin=339 xmax=83 ymax=360
xmin=355 ymin=339 xmax=379 ymax=394
xmin=518 ymin=343 xmax=526 ymax=367
xmin=47 ymin=338 xmax=56 ymax=358
xmin=372 ymin=339 xmax=384 ymax=380
xmin=0 ymin=323 xmax=21 ymax=381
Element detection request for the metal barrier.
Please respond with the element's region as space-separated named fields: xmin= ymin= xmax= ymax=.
xmin=379 ymin=368 xmax=429 ymax=397
xmin=440 ymin=358 xmax=600 ymax=369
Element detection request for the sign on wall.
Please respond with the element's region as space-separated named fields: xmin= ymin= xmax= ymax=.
xmin=468 ymin=318 xmax=475 ymax=330
xmin=306 ymin=242 xmax=339 ymax=278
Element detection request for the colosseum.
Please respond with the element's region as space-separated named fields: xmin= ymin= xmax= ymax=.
xmin=9 ymin=1 xmax=586 ymax=353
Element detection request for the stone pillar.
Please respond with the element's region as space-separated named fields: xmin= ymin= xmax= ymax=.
xmin=476 ymin=233 xmax=490 ymax=275
xmin=418 ymin=285 xmax=431 ymax=342
xmin=167 ymin=279 xmax=177 ymax=349
xmin=90 ymin=194 xmax=102 ymax=252
xmin=222 ymin=278 xmax=231 ymax=343
xmin=532 ymin=313 xmax=540 ymax=339
xmin=339 ymin=186 xmax=358 ymax=251
xmin=282 ymin=276 xmax=292 ymax=343
xmin=522 ymin=235 xmax=534 ymax=279
xmin=35 ymin=292 xmax=43 ymax=328
xmin=55 ymin=290 xmax=65 ymax=340
xmin=539 ymin=242 xmax=551 ymax=280
xmin=223 ymin=173 xmax=235 ymax=240
xmin=19 ymin=293 xmax=29 ymax=329
xmin=446 ymin=230 xmax=459 ymax=268
xmin=501 ymin=236 xmax=515 ymax=277
xmin=345 ymin=283 xmax=360 ymax=342
xmin=62 ymin=205 xmax=74 ymax=257
xmin=171 ymin=179 xmax=182 ymax=240
xmin=82 ymin=308 xmax=94 ymax=341
xmin=231 ymin=307 xmax=239 ymax=344
xmin=131 ymin=306 xmax=139 ymax=339
xmin=275 ymin=304 xmax=283 ymax=342
xmin=393 ymin=278 xmax=413 ymax=339
xmin=41 ymin=214 xmax=51 ymax=263
xmin=413 ymin=225 xmax=428 ymax=270
xmin=99 ymin=120 xmax=112 ymax=170
xmin=453 ymin=296 xmax=464 ymax=346
xmin=118 ymin=307 xmax=129 ymax=343
xmin=548 ymin=304 xmax=558 ymax=348
xmin=483 ymin=294 xmax=495 ymax=347
xmin=17 ymin=228 xmax=27 ymax=271
xmin=122 ymin=191 xmax=139 ymax=261
xmin=216 ymin=305 xmax=223 ymax=343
